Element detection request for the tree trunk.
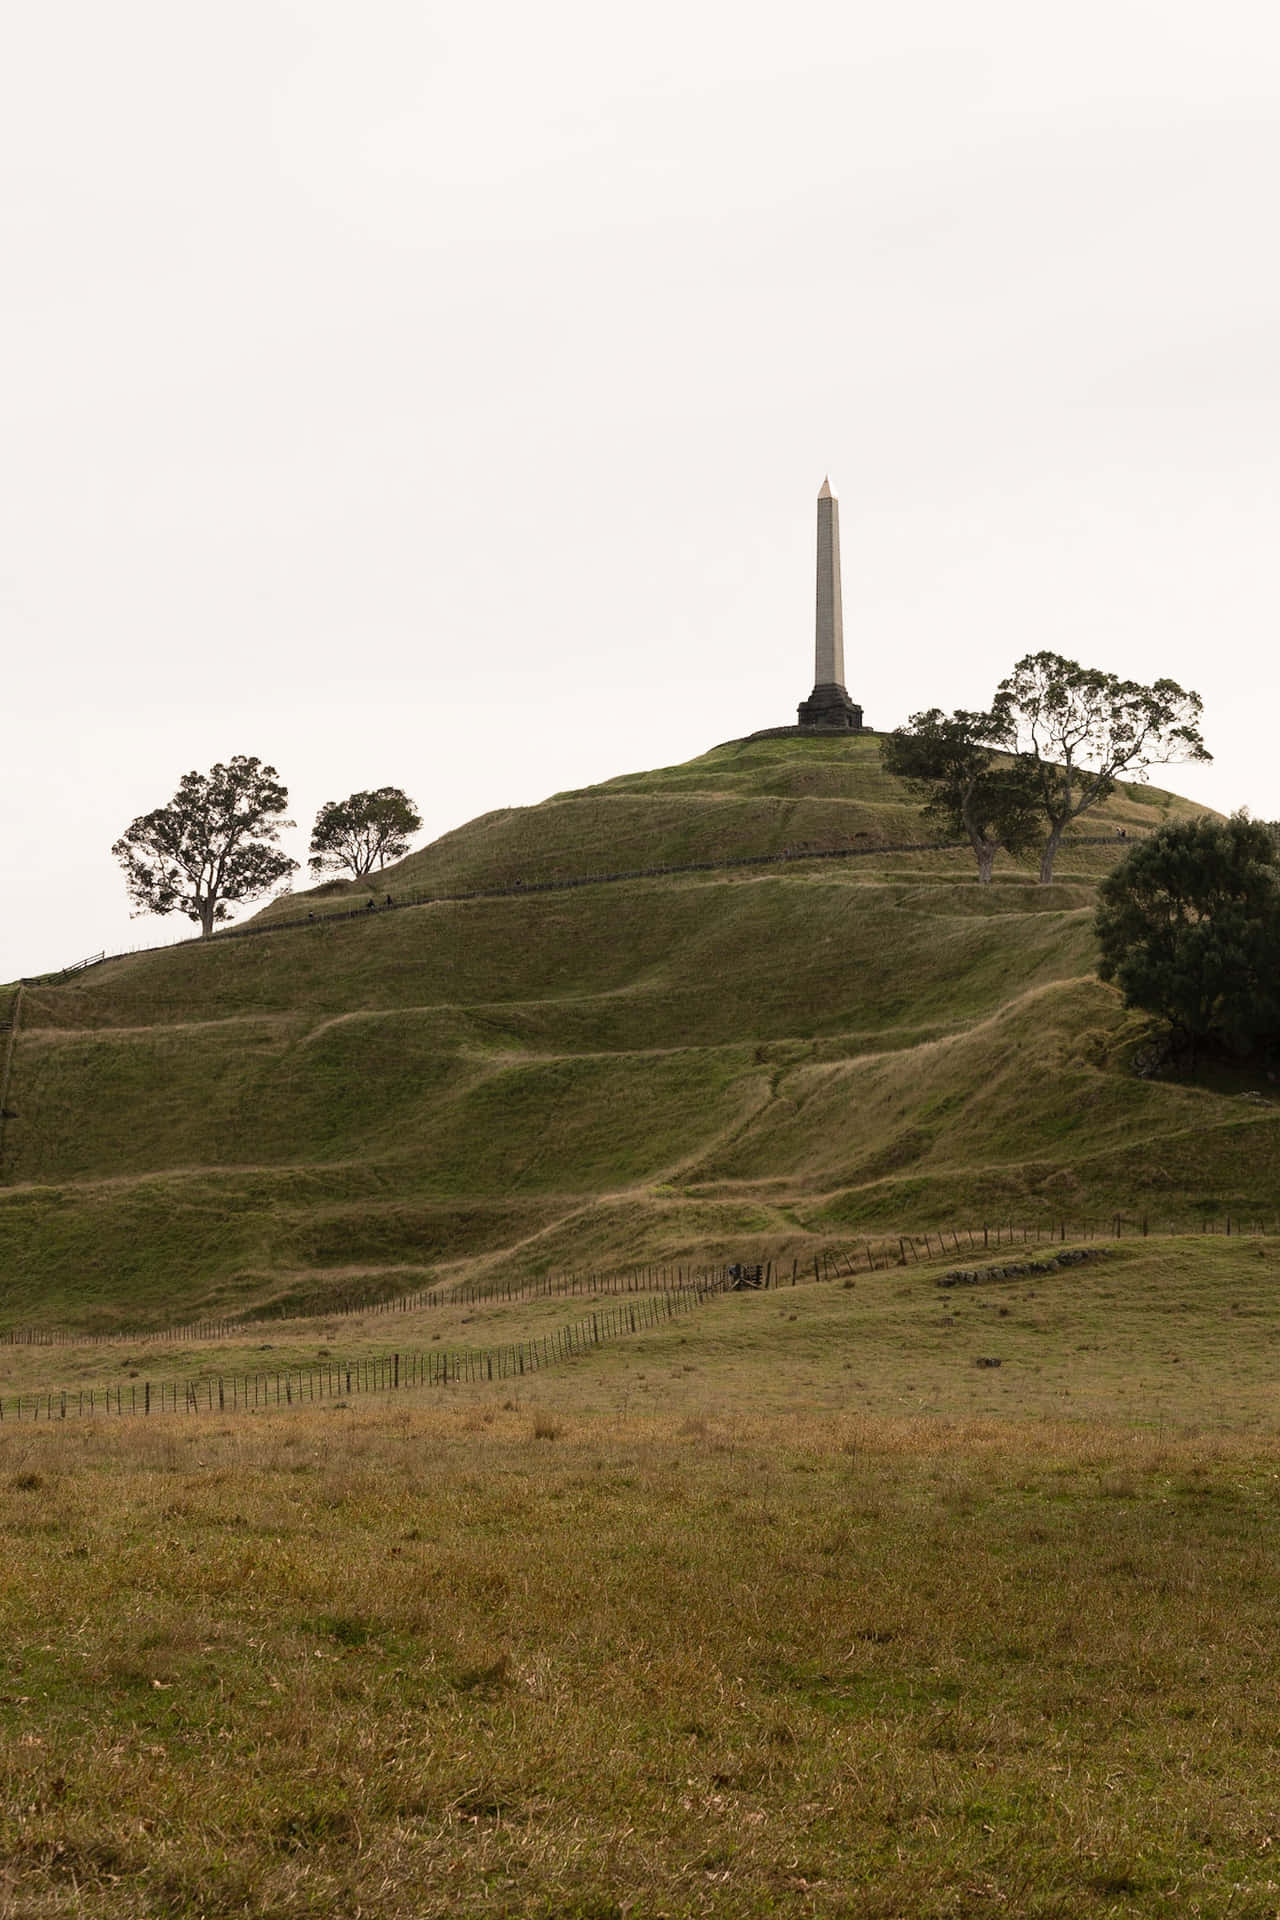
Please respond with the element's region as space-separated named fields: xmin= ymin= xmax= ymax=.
xmin=976 ymin=842 xmax=996 ymax=885
xmin=1038 ymin=823 xmax=1065 ymax=884
xmin=199 ymin=898 xmax=217 ymax=938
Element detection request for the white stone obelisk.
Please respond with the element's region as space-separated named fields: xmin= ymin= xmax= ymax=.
xmin=797 ymin=476 xmax=863 ymax=730
xmin=814 ymin=476 xmax=845 ymax=689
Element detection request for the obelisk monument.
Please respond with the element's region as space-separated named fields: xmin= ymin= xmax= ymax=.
xmin=797 ymin=477 xmax=864 ymax=730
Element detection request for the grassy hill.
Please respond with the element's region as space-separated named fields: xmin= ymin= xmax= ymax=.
xmin=251 ymin=732 xmax=1183 ymax=917
xmin=1 ymin=733 xmax=1272 ymax=1331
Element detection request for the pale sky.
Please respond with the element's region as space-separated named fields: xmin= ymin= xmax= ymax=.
xmin=3 ymin=1 xmax=1277 ymax=980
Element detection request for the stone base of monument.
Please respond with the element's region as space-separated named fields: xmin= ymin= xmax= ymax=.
xmin=740 ymin=719 xmax=874 ymax=745
xmin=796 ymin=683 xmax=864 ymax=730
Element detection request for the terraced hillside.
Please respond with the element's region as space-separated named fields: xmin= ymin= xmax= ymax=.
xmin=1 ymin=734 xmax=1272 ymax=1331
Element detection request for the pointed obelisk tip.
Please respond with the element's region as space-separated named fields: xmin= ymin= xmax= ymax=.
xmin=818 ymin=475 xmax=832 ymax=499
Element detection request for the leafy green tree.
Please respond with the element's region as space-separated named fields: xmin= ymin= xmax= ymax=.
xmin=1095 ymin=814 xmax=1280 ymax=1059
xmin=308 ymin=787 xmax=423 ymax=880
xmin=112 ymin=756 xmax=297 ymax=937
xmin=881 ymin=708 xmax=1044 ymax=884
xmin=996 ymin=652 xmax=1210 ymax=883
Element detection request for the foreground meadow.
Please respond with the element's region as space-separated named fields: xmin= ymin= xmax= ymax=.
xmin=4 ymin=1246 xmax=1280 ymax=1918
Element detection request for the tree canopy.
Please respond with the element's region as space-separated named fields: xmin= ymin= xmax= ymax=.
xmin=996 ymin=652 xmax=1210 ymax=882
xmin=112 ymin=757 xmax=297 ymax=938
xmin=308 ymin=787 xmax=423 ymax=880
xmin=1095 ymin=814 xmax=1280 ymax=1060
xmin=880 ymin=709 xmax=1043 ymax=884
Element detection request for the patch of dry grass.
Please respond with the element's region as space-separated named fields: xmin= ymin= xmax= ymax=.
xmin=2 ymin=1245 xmax=1280 ymax=1914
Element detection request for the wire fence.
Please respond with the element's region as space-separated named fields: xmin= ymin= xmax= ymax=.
xmin=18 ymin=832 xmax=1140 ymax=984
xmin=0 ymin=1259 xmax=732 ymax=1349
xmin=5 ymin=1221 xmax=1274 ymax=1420
xmin=1 ymin=1214 xmax=1273 ymax=1355
xmin=0 ymin=1277 xmax=729 ymax=1423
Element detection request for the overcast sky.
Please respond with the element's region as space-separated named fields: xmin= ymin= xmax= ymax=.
xmin=3 ymin=1 xmax=1277 ymax=980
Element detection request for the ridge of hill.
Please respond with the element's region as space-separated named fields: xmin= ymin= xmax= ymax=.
xmin=249 ymin=733 xmax=1185 ymax=922
xmin=2 ymin=734 xmax=1270 ymax=1334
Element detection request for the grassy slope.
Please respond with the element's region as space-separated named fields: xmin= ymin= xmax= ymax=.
xmin=2 ymin=735 xmax=1274 ymax=1329
xmin=248 ymin=732 xmax=1190 ymax=917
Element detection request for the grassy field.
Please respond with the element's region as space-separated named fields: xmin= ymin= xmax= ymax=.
xmin=2 ymin=1235 xmax=1276 ymax=1427
xmin=2 ymin=735 xmax=1272 ymax=1331
xmin=3 ymin=1237 xmax=1280 ymax=1916
xmin=5 ymin=741 xmax=1278 ymax=1915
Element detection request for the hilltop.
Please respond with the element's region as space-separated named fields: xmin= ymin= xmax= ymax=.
xmin=250 ymin=732 xmax=1178 ymax=919
xmin=1 ymin=733 xmax=1271 ymax=1332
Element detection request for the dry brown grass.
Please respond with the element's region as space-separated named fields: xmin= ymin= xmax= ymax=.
xmin=2 ymin=1358 xmax=1280 ymax=1916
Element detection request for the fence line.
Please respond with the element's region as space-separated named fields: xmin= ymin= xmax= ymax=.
xmin=2 ymin=1217 xmax=1275 ymax=1421
xmin=20 ymin=832 xmax=1138 ymax=985
xmin=804 ymin=1214 xmax=1276 ymax=1277
xmin=29 ymin=951 xmax=104 ymax=986
xmin=0 ymin=1277 xmax=730 ymax=1424
xmin=1 ymin=1215 xmax=1273 ymax=1356
xmin=0 ymin=1258 xmax=727 ymax=1349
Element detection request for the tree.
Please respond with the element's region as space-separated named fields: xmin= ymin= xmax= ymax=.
xmin=308 ymin=787 xmax=422 ymax=880
xmin=1095 ymin=814 xmax=1280 ymax=1060
xmin=112 ymin=756 xmax=297 ymax=937
xmin=995 ymin=652 xmax=1211 ymax=883
xmin=881 ymin=708 xmax=1044 ymax=883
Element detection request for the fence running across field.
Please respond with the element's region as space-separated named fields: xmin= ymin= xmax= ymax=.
xmin=2 ymin=1217 xmax=1275 ymax=1423
xmin=0 ymin=1278 xmax=726 ymax=1423
xmin=19 ymin=831 xmax=1140 ymax=985
xmin=0 ymin=1260 xmax=730 ymax=1350
xmin=1 ymin=1215 xmax=1274 ymax=1355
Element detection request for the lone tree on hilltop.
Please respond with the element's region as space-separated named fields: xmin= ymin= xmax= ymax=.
xmin=881 ymin=708 xmax=1044 ymax=884
xmin=1095 ymin=813 xmax=1280 ymax=1062
xmin=112 ymin=756 xmax=298 ymax=937
xmin=308 ymin=787 xmax=422 ymax=880
xmin=996 ymin=652 xmax=1210 ymax=883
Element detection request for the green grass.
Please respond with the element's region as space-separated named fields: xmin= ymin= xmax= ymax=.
xmin=3 ymin=1238 xmax=1280 ymax=1913
xmin=4 ymin=1323 xmax=1280 ymax=1912
xmin=4 ymin=740 xmax=1275 ymax=1916
xmin=2 ymin=1233 xmax=1273 ymax=1425
xmin=2 ymin=735 xmax=1264 ymax=1331
xmin=246 ymin=733 xmax=1194 ymax=923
